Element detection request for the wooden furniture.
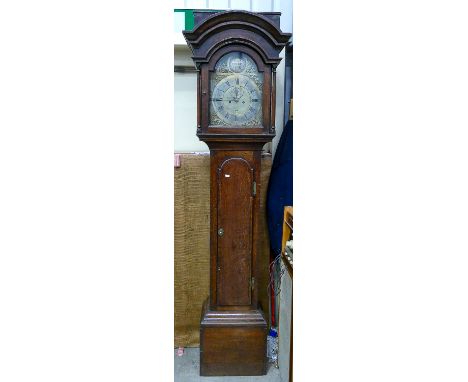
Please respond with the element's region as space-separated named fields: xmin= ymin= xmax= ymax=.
xmin=280 ymin=206 xmax=293 ymax=382
xmin=281 ymin=206 xmax=293 ymax=276
xmin=183 ymin=11 xmax=291 ymax=376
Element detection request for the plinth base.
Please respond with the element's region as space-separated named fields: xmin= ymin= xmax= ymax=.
xmin=199 ymin=299 xmax=267 ymax=376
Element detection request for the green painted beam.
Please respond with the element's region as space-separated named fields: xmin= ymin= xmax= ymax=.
xmin=174 ymin=9 xmax=222 ymax=31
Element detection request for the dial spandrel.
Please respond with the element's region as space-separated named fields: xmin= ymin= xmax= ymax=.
xmin=209 ymin=52 xmax=263 ymax=127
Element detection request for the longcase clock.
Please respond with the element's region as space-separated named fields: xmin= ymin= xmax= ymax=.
xmin=183 ymin=10 xmax=291 ymax=376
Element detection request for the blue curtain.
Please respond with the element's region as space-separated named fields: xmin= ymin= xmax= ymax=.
xmin=267 ymin=120 xmax=293 ymax=256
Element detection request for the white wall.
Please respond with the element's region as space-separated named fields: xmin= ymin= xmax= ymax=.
xmin=174 ymin=46 xmax=208 ymax=152
xmin=278 ymin=261 xmax=292 ymax=382
xmin=272 ymin=48 xmax=286 ymax=157
xmin=174 ymin=72 xmax=210 ymax=152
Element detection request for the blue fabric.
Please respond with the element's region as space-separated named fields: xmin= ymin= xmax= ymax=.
xmin=267 ymin=120 xmax=293 ymax=255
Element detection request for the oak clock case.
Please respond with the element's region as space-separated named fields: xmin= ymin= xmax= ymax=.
xmin=183 ymin=10 xmax=291 ymax=377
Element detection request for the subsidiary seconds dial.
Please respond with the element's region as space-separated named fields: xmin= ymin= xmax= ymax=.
xmin=211 ymin=74 xmax=261 ymax=126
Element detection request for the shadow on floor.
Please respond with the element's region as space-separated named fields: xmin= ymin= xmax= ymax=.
xmin=174 ymin=347 xmax=281 ymax=382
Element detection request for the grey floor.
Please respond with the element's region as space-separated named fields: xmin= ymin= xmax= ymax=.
xmin=174 ymin=348 xmax=281 ymax=382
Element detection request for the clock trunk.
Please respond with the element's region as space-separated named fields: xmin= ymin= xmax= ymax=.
xmin=216 ymin=155 xmax=254 ymax=306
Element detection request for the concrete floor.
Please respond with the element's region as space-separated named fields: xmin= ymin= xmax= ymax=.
xmin=174 ymin=348 xmax=281 ymax=382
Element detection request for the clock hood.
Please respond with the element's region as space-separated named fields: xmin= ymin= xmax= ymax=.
xmin=183 ymin=10 xmax=291 ymax=67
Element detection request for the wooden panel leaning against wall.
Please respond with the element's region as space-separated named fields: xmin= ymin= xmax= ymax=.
xmin=174 ymin=152 xmax=272 ymax=347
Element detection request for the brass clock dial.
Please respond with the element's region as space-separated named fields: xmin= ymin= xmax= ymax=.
xmin=209 ymin=52 xmax=263 ymax=127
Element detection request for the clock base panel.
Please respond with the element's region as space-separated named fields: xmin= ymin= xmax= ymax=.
xmin=199 ymin=299 xmax=267 ymax=376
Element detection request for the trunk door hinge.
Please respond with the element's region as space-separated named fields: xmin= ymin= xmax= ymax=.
xmin=250 ymin=276 xmax=255 ymax=291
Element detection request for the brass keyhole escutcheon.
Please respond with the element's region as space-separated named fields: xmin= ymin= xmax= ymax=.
xmin=218 ymin=228 xmax=224 ymax=237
